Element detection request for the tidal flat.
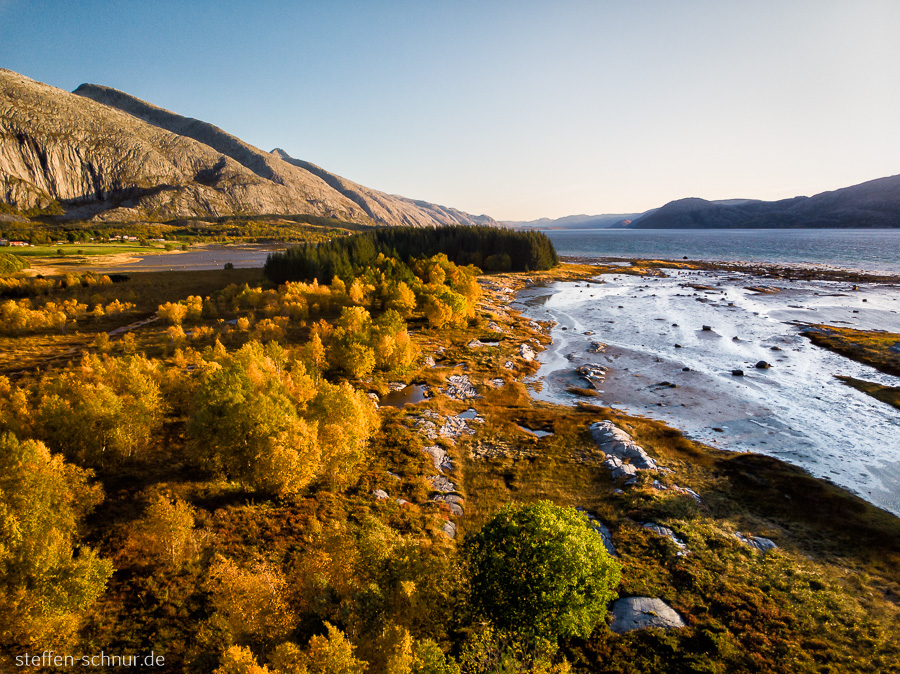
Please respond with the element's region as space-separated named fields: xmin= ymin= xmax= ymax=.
xmin=514 ymin=265 xmax=900 ymax=516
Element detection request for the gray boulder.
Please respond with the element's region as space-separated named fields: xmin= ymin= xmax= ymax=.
xmin=735 ymin=532 xmax=778 ymax=553
xmin=441 ymin=521 xmax=457 ymax=539
xmin=610 ymin=597 xmax=685 ymax=634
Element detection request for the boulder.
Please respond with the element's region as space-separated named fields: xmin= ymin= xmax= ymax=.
xmin=422 ymin=445 xmax=451 ymax=473
xmin=518 ymin=343 xmax=536 ymax=361
xmin=735 ymin=532 xmax=778 ymax=553
xmin=441 ymin=521 xmax=457 ymax=539
xmin=433 ymin=494 xmax=464 ymax=516
xmin=610 ymin=597 xmax=686 ymax=634
xmin=428 ymin=475 xmax=456 ymax=493
xmin=755 ymin=360 xmax=771 ymax=369
xmin=611 ymin=463 xmax=638 ymax=480
xmin=591 ymin=421 xmax=659 ymax=472
xmin=372 ymin=489 xmax=389 ymax=500
xmin=732 ymin=369 xmax=744 ymax=376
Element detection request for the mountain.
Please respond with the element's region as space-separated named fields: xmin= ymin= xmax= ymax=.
xmin=0 ymin=69 xmax=497 ymax=227
xmin=506 ymin=213 xmax=644 ymax=229
xmin=630 ymin=177 xmax=900 ymax=228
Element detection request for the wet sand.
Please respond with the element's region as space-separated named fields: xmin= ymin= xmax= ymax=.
xmin=516 ymin=267 xmax=900 ymax=515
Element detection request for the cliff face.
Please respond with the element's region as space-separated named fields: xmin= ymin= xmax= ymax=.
xmin=0 ymin=69 xmax=497 ymax=227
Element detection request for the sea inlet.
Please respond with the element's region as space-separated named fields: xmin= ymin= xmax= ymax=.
xmin=515 ymin=267 xmax=900 ymax=516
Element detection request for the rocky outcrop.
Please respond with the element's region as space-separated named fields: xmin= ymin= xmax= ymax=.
xmin=591 ymin=421 xmax=659 ymax=472
xmin=0 ymin=69 xmax=499 ymax=227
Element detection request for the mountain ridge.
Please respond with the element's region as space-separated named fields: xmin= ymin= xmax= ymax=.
xmin=0 ymin=69 xmax=497 ymax=228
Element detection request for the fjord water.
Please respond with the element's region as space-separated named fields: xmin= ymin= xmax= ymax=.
xmin=546 ymin=228 xmax=900 ymax=273
xmin=516 ymin=264 xmax=900 ymax=516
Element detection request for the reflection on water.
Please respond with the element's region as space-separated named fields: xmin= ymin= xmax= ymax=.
xmin=379 ymin=384 xmax=428 ymax=408
xmin=79 ymin=245 xmax=283 ymax=273
xmin=517 ymin=425 xmax=554 ymax=438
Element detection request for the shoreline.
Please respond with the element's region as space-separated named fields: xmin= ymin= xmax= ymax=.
xmin=511 ymin=260 xmax=900 ymax=516
xmin=558 ymin=254 xmax=900 ymax=285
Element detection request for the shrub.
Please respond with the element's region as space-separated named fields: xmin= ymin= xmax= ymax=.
xmin=465 ymin=501 xmax=622 ymax=643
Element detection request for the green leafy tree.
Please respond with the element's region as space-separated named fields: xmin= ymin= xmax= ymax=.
xmin=465 ymin=501 xmax=621 ymax=644
xmin=0 ymin=433 xmax=113 ymax=648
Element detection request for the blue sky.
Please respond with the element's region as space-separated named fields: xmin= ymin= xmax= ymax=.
xmin=2 ymin=0 xmax=899 ymax=220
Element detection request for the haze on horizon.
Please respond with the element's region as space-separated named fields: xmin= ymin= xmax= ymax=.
xmin=1 ymin=0 xmax=898 ymax=222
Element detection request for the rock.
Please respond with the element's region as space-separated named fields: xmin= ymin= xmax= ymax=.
xmin=643 ymin=522 xmax=689 ymax=552
xmin=702 ymin=325 xmax=712 ymax=331
xmin=467 ymin=339 xmax=484 ymax=348
xmin=518 ymin=343 xmax=536 ymax=361
xmin=770 ymin=346 xmax=782 ymax=351
xmin=588 ymin=341 xmax=607 ymax=353
xmin=755 ymin=360 xmax=771 ymax=369
xmin=590 ymin=521 xmax=617 ymax=556
xmin=732 ymin=369 xmax=744 ymax=376
xmin=441 ymin=521 xmax=457 ymax=539
xmin=439 ymin=413 xmax=480 ymax=439
xmin=591 ymin=421 xmax=659 ymax=472
xmin=565 ymin=352 xmax=577 ymax=361
xmin=610 ymin=597 xmax=686 ymax=634
xmin=503 ymin=360 xmax=515 ymax=369
xmin=428 ymin=475 xmax=457 ymax=493
xmin=372 ymin=489 xmax=389 ymax=500
xmin=611 ymin=463 xmax=638 ymax=480
xmin=422 ymin=445 xmax=452 ymax=472
xmin=433 ymin=494 xmax=464 ymax=516
xmin=388 ymin=381 xmax=406 ymax=392
xmin=442 ymin=374 xmax=479 ymax=400
xmin=367 ymin=392 xmax=380 ymax=406
xmin=602 ymin=456 xmax=624 ymax=471
xmin=735 ymin=532 xmax=778 ymax=553
xmin=423 ymin=355 xmax=436 ymax=368
xmin=386 ymin=471 xmax=401 ymax=480
xmin=675 ymin=343 xmax=683 ymax=348
xmin=487 ymin=321 xmax=504 ymax=333
xmin=396 ymin=498 xmax=410 ymax=506
xmin=682 ymin=367 xmax=691 ymax=371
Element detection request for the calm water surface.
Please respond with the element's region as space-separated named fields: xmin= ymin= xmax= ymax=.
xmin=546 ymin=229 xmax=900 ymax=273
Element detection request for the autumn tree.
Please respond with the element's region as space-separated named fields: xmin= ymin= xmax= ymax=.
xmin=207 ymin=555 xmax=295 ymax=650
xmin=187 ymin=342 xmax=319 ymax=498
xmin=0 ymin=433 xmax=113 ymax=648
xmin=309 ymin=380 xmax=379 ymax=489
xmin=32 ymin=354 xmax=165 ymax=466
xmin=268 ymin=623 xmax=367 ymax=674
xmin=128 ymin=493 xmax=198 ymax=568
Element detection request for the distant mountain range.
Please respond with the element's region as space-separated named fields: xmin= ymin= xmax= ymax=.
xmin=0 ymin=69 xmax=497 ymax=227
xmin=509 ymin=175 xmax=900 ymax=230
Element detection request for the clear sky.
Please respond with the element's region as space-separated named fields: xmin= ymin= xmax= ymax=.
xmin=2 ymin=0 xmax=899 ymax=221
